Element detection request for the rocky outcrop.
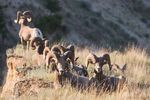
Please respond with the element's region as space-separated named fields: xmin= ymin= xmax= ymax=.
xmin=1 ymin=55 xmax=53 ymax=99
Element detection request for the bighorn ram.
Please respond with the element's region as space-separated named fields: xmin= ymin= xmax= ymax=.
xmin=86 ymin=53 xmax=112 ymax=72
xmin=44 ymin=50 xmax=75 ymax=88
xmin=45 ymin=50 xmax=73 ymax=74
xmin=14 ymin=11 xmax=44 ymax=50
xmin=43 ymin=45 xmax=74 ymax=72
xmin=51 ymin=44 xmax=75 ymax=65
xmin=86 ymin=53 xmax=126 ymax=91
xmin=51 ymin=46 xmax=88 ymax=77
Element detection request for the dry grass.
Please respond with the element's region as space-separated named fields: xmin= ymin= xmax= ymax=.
xmin=4 ymin=44 xmax=150 ymax=100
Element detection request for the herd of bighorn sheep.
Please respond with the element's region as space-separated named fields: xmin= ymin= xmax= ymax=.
xmin=12 ymin=11 xmax=127 ymax=92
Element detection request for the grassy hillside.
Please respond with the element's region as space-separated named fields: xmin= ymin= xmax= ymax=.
xmin=0 ymin=0 xmax=150 ymax=49
xmin=4 ymin=44 xmax=150 ymax=100
xmin=0 ymin=1 xmax=150 ymax=99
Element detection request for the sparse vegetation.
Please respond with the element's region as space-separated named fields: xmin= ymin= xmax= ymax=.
xmin=4 ymin=44 xmax=150 ymax=99
xmin=0 ymin=0 xmax=150 ymax=99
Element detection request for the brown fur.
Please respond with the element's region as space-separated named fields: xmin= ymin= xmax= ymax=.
xmin=14 ymin=11 xmax=43 ymax=50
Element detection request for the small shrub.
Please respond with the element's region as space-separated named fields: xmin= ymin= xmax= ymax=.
xmin=35 ymin=14 xmax=62 ymax=33
xmin=43 ymin=0 xmax=60 ymax=12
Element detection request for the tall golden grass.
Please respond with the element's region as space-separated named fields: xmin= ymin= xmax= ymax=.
xmin=5 ymin=44 xmax=150 ymax=100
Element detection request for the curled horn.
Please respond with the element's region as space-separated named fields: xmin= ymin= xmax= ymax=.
xmin=102 ymin=54 xmax=112 ymax=71
xmin=64 ymin=51 xmax=74 ymax=65
xmin=51 ymin=45 xmax=64 ymax=54
xmin=86 ymin=53 xmax=97 ymax=68
xmin=47 ymin=51 xmax=59 ymax=64
xmin=43 ymin=40 xmax=50 ymax=59
xmin=44 ymin=40 xmax=49 ymax=47
xmin=43 ymin=47 xmax=51 ymax=60
xmin=23 ymin=11 xmax=32 ymax=22
xmin=30 ymin=37 xmax=43 ymax=50
xmin=14 ymin=11 xmax=22 ymax=23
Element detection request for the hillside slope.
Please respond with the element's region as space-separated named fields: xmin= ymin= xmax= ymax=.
xmin=0 ymin=0 xmax=150 ymax=49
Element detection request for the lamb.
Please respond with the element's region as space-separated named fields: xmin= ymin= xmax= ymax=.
xmin=14 ymin=11 xmax=44 ymax=50
xmin=86 ymin=53 xmax=127 ymax=92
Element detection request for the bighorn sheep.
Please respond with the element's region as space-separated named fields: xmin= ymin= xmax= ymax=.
xmin=45 ymin=50 xmax=73 ymax=74
xmin=44 ymin=50 xmax=76 ymax=88
xmin=51 ymin=45 xmax=88 ymax=76
xmin=86 ymin=53 xmax=126 ymax=91
xmin=14 ymin=11 xmax=44 ymax=50
xmin=51 ymin=44 xmax=75 ymax=65
xmin=43 ymin=44 xmax=74 ymax=72
xmin=86 ymin=53 xmax=112 ymax=72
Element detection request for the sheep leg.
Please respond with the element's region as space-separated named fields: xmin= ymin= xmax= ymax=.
xmin=21 ymin=39 xmax=27 ymax=50
xmin=27 ymin=41 xmax=30 ymax=51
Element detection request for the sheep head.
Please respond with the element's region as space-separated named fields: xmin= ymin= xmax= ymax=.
xmin=22 ymin=11 xmax=32 ymax=22
xmin=14 ymin=10 xmax=32 ymax=24
xmin=51 ymin=45 xmax=75 ymax=65
xmin=86 ymin=53 xmax=112 ymax=74
xmin=46 ymin=51 xmax=73 ymax=75
xmin=30 ymin=37 xmax=49 ymax=55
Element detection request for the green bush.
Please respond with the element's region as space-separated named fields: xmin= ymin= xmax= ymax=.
xmin=43 ymin=0 xmax=60 ymax=12
xmin=35 ymin=14 xmax=62 ymax=33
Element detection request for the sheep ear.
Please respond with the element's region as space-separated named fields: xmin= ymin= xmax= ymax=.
xmin=75 ymin=57 xmax=79 ymax=62
xmin=122 ymin=64 xmax=127 ymax=72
